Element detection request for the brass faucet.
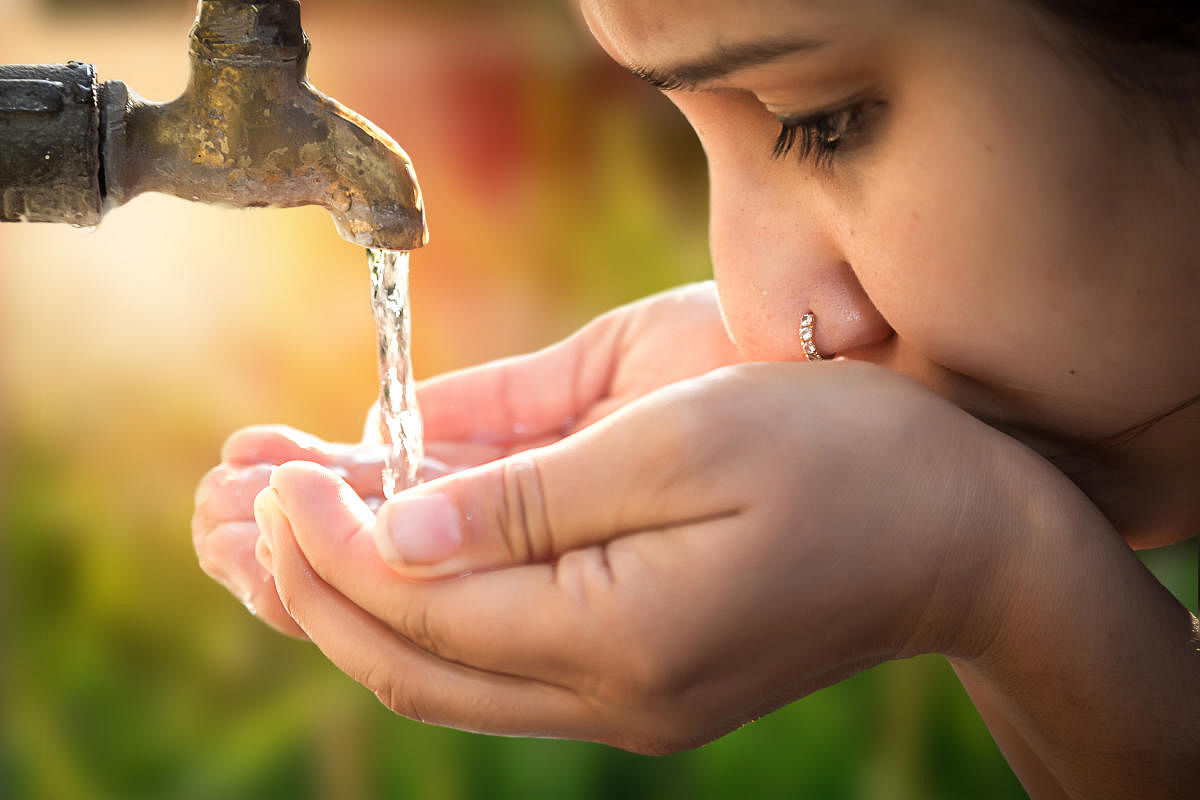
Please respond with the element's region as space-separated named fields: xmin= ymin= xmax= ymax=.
xmin=0 ymin=0 xmax=428 ymax=251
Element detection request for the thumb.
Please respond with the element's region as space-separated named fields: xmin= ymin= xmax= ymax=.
xmin=372 ymin=376 xmax=745 ymax=578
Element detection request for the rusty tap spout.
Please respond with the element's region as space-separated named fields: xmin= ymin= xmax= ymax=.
xmin=100 ymin=0 xmax=427 ymax=250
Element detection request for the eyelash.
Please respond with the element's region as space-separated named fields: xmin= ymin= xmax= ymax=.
xmin=772 ymin=100 xmax=877 ymax=167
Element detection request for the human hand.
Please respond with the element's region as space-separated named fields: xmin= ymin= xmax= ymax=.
xmin=406 ymin=280 xmax=742 ymax=466
xmin=191 ymin=429 xmax=408 ymax=638
xmin=194 ymin=282 xmax=740 ymax=636
xmin=253 ymin=360 xmax=1064 ymax=752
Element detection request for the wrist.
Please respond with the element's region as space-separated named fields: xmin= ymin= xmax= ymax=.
xmin=932 ymin=446 xmax=1200 ymax=798
xmin=897 ymin=433 xmax=1097 ymax=662
xmin=955 ymin=445 xmax=1116 ymax=667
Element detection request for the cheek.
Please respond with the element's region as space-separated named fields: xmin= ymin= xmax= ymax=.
xmin=854 ymin=144 xmax=1071 ymax=395
xmin=869 ymin=133 xmax=1095 ymax=362
xmin=846 ymin=48 xmax=1149 ymax=435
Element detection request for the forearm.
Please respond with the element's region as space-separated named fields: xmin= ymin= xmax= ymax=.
xmin=951 ymin=662 xmax=1070 ymax=799
xmin=963 ymin=497 xmax=1200 ymax=799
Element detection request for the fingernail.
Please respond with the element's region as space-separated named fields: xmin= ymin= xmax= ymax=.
xmin=378 ymin=494 xmax=462 ymax=565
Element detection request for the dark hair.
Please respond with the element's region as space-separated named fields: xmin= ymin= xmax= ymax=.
xmin=1028 ymin=1 xmax=1200 ymax=123
xmin=1035 ymin=0 xmax=1200 ymax=50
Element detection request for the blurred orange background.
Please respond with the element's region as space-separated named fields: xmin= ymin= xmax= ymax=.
xmin=2 ymin=1 xmax=1192 ymax=798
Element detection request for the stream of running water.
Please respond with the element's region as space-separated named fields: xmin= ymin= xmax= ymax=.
xmin=367 ymin=248 xmax=423 ymax=498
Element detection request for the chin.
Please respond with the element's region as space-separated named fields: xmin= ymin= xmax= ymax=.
xmin=1041 ymin=445 xmax=1196 ymax=550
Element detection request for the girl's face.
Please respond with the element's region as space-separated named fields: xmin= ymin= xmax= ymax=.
xmin=581 ymin=0 xmax=1200 ymax=543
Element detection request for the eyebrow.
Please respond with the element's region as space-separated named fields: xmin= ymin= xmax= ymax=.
xmin=629 ymin=37 xmax=828 ymax=91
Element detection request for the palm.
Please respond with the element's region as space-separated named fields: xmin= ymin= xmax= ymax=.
xmin=574 ymin=283 xmax=744 ymax=427
xmin=418 ymin=282 xmax=741 ymax=471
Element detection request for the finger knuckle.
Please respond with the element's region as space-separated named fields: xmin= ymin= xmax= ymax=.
xmin=552 ymin=547 xmax=615 ymax=607
xmin=640 ymin=365 xmax=763 ymax=471
xmin=640 ymin=386 xmax=728 ymax=473
xmin=579 ymin=627 xmax=689 ymax=712
xmin=397 ymin=599 xmax=448 ymax=660
xmin=620 ymin=646 xmax=690 ymax=705
xmin=655 ymin=394 xmax=707 ymax=453
xmin=362 ymin=663 xmax=426 ymax=723
xmin=498 ymin=458 xmax=553 ymax=562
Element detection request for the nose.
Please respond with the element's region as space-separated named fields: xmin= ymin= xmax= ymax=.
xmin=703 ymin=115 xmax=892 ymax=362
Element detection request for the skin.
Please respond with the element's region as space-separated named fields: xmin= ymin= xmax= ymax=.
xmin=193 ymin=0 xmax=1200 ymax=796
xmin=588 ymin=0 xmax=1200 ymax=545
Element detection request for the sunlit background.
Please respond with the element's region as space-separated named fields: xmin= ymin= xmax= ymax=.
xmin=1 ymin=1 xmax=1195 ymax=797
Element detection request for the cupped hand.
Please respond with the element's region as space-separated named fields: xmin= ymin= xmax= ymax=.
xmin=193 ymin=283 xmax=740 ymax=636
xmin=254 ymin=360 xmax=1060 ymax=753
xmin=411 ymin=280 xmax=741 ymax=467
xmin=192 ymin=429 xmax=411 ymax=638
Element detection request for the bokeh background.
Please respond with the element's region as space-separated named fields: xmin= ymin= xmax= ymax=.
xmin=1 ymin=0 xmax=1195 ymax=798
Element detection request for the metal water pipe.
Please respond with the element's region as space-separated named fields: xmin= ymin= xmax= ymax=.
xmin=0 ymin=0 xmax=428 ymax=251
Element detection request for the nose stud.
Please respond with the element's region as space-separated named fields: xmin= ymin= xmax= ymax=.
xmin=799 ymin=313 xmax=824 ymax=361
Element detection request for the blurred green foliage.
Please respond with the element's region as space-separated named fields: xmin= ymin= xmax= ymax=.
xmin=0 ymin=427 xmax=1040 ymax=800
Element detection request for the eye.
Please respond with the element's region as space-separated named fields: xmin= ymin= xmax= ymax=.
xmin=772 ymin=99 xmax=882 ymax=167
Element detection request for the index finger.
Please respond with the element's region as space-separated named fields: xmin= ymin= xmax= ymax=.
xmin=266 ymin=462 xmax=621 ymax=686
xmin=258 ymin=486 xmax=609 ymax=742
